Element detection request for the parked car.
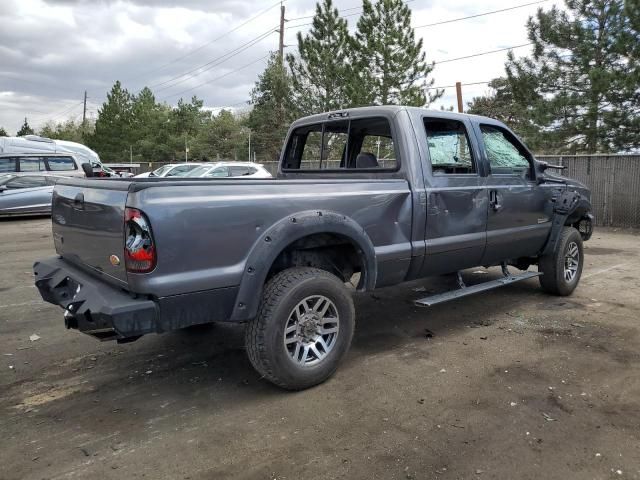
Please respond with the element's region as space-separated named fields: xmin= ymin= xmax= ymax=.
xmin=33 ymin=106 xmax=594 ymax=390
xmin=0 ymin=135 xmax=108 ymax=175
xmin=184 ymin=162 xmax=272 ymax=178
xmin=134 ymin=163 xmax=204 ymax=178
xmin=0 ymin=173 xmax=58 ymax=216
xmin=0 ymin=152 xmax=93 ymax=177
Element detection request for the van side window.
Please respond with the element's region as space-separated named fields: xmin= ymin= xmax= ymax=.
xmin=19 ymin=157 xmax=46 ymax=172
xmin=423 ymin=118 xmax=476 ymax=174
xmin=0 ymin=158 xmax=17 ymax=173
xmin=283 ymin=117 xmax=397 ymax=171
xmin=480 ymin=125 xmax=532 ymax=177
xmin=46 ymin=156 xmax=76 ymax=171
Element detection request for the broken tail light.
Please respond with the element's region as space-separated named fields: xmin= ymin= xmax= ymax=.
xmin=124 ymin=207 xmax=156 ymax=273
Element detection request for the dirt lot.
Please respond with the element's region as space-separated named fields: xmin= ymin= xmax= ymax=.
xmin=1 ymin=218 xmax=639 ymax=480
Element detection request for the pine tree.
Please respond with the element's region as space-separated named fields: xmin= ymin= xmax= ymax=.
xmin=88 ymin=81 xmax=133 ymax=162
xmin=248 ymin=53 xmax=297 ymax=161
xmin=506 ymin=0 xmax=640 ymax=153
xmin=0 ymin=126 xmax=8 ymax=137
xmin=287 ymin=0 xmax=352 ymax=114
xmin=467 ymin=78 xmax=545 ymax=151
xmin=350 ymin=0 xmax=442 ymax=107
xmin=17 ymin=117 xmax=34 ymax=136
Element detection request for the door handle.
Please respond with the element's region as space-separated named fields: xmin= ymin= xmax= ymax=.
xmin=489 ymin=190 xmax=502 ymax=212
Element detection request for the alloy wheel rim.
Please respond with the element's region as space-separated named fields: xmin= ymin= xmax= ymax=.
xmin=564 ymin=241 xmax=580 ymax=282
xmin=283 ymin=295 xmax=339 ymax=367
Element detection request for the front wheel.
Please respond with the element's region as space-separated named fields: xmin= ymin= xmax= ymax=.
xmin=538 ymin=226 xmax=584 ymax=296
xmin=245 ymin=267 xmax=355 ymax=390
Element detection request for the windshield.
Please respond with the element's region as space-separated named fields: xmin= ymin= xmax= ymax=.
xmin=0 ymin=174 xmax=16 ymax=185
xmin=184 ymin=165 xmax=213 ymax=177
xmin=151 ymin=165 xmax=171 ymax=177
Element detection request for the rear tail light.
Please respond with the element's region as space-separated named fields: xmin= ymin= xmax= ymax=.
xmin=124 ymin=207 xmax=156 ymax=273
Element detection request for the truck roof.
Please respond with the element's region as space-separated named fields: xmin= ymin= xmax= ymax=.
xmin=291 ymin=105 xmax=498 ymax=127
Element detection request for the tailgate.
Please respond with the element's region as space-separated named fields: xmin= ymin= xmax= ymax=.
xmin=52 ymin=178 xmax=131 ymax=285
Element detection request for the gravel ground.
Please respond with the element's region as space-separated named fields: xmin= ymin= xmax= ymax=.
xmin=1 ymin=217 xmax=639 ymax=480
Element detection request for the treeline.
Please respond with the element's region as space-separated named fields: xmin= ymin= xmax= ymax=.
xmin=3 ymin=0 xmax=639 ymax=159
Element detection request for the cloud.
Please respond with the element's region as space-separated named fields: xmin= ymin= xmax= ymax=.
xmin=0 ymin=0 xmax=546 ymax=133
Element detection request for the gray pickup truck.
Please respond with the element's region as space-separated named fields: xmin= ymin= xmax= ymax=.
xmin=34 ymin=106 xmax=593 ymax=390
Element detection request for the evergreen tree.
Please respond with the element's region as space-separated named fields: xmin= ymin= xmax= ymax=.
xmin=0 ymin=126 xmax=8 ymax=137
xmin=248 ymin=53 xmax=297 ymax=161
xmin=39 ymin=118 xmax=93 ymax=143
xmin=17 ymin=117 xmax=34 ymax=136
xmin=467 ymin=78 xmax=544 ymax=151
xmin=88 ymin=81 xmax=133 ymax=161
xmin=350 ymin=0 xmax=442 ymax=106
xmin=287 ymin=0 xmax=352 ymax=114
xmin=506 ymin=0 xmax=640 ymax=153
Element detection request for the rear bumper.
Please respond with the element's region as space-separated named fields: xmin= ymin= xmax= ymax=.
xmin=33 ymin=256 xmax=240 ymax=341
xmin=34 ymin=256 xmax=158 ymax=341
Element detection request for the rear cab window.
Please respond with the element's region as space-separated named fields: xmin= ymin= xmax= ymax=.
xmin=46 ymin=156 xmax=76 ymax=171
xmin=283 ymin=116 xmax=398 ymax=172
xmin=18 ymin=157 xmax=46 ymax=172
xmin=0 ymin=158 xmax=17 ymax=173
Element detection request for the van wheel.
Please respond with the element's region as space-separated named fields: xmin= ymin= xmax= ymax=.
xmin=245 ymin=267 xmax=355 ymax=390
xmin=538 ymin=227 xmax=584 ymax=296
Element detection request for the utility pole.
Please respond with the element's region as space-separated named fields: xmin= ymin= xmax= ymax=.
xmin=82 ymin=90 xmax=87 ymax=137
xmin=130 ymin=145 xmax=133 ymax=163
xmin=185 ymin=135 xmax=189 ymax=162
xmin=278 ymin=4 xmax=285 ymax=60
xmin=248 ymin=129 xmax=252 ymax=162
xmin=455 ymin=82 xmax=463 ymax=113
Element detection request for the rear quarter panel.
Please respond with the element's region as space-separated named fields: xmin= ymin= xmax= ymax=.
xmin=126 ymin=179 xmax=413 ymax=297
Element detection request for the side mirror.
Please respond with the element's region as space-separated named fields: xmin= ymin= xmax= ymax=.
xmin=81 ymin=163 xmax=94 ymax=177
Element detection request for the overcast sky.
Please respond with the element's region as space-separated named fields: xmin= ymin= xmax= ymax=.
xmin=0 ymin=0 xmax=552 ymax=134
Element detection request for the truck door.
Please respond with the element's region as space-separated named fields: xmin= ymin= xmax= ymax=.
xmin=419 ymin=116 xmax=488 ymax=275
xmin=474 ymin=122 xmax=551 ymax=265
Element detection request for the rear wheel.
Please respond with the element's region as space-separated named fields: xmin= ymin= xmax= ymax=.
xmin=245 ymin=267 xmax=355 ymax=390
xmin=538 ymin=226 xmax=584 ymax=296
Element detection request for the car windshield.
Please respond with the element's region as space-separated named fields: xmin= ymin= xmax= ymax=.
xmin=151 ymin=165 xmax=171 ymax=176
xmin=184 ymin=166 xmax=213 ymax=177
xmin=0 ymin=176 xmax=14 ymax=185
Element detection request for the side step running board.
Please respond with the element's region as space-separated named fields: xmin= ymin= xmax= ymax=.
xmin=415 ymin=267 xmax=542 ymax=307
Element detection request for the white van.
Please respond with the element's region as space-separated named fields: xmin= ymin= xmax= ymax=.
xmin=0 ymin=136 xmax=105 ymax=174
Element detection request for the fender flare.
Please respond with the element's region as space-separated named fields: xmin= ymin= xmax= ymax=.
xmin=229 ymin=210 xmax=377 ymax=321
xmin=541 ymin=190 xmax=593 ymax=256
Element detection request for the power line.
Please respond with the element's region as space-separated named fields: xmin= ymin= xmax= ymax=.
xmin=286 ymin=0 xmax=416 ymax=29
xmin=286 ymin=0 xmax=546 ymax=31
xmin=159 ymin=55 xmax=269 ymax=101
xmin=149 ymin=27 xmax=276 ymax=92
xmin=434 ymin=43 xmax=532 ymax=65
xmin=414 ymin=0 xmax=550 ymax=29
xmin=127 ymin=0 xmax=283 ymax=84
xmin=427 ymin=80 xmax=492 ymax=91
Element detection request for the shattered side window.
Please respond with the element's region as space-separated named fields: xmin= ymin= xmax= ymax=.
xmin=424 ymin=118 xmax=476 ymax=174
xmin=481 ymin=125 xmax=530 ymax=174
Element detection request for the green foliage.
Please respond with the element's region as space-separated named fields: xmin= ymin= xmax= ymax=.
xmin=350 ymin=0 xmax=442 ymax=106
xmin=467 ymin=78 xmax=544 ymax=151
xmin=506 ymin=0 xmax=640 ymax=153
xmin=87 ymin=81 xmax=134 ymax=161
xmin=0 ymin=126 xmax=8 ymax=137
xmin=39 ymin=118 xmax=93 ymax=143
xmin=249 ymin=53 xmax=298 ymax=161
xmin=17 ymin=117 xmax=34 ymax=136
xmin=287 ymin=0 xmax=352 ymax=114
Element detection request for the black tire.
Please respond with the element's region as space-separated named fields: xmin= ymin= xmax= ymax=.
xmin=245 ymin=267 xmax=355 ymax=390
xmin=538 ymin=226 xmax=584 ymax=296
